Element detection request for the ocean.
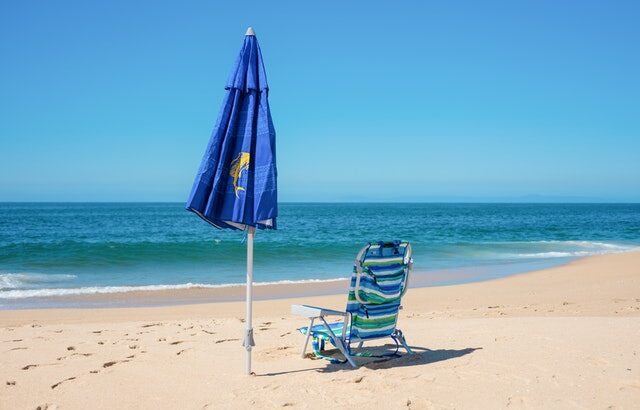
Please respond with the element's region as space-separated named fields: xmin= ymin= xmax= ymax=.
xmin=1 ymin=203 xmax=639 ymax=307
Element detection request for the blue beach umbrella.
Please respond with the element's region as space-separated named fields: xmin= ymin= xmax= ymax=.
xmin=186 ymin=27 xmax=277 ymax=375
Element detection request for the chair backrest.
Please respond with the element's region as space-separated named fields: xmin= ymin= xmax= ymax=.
xmin=345 ymin=241 xmax=412 ymax=341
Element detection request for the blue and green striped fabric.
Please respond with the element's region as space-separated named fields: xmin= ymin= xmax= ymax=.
xmin=346 ymin=241 xmax=410 ymax=340
xmin=299 ymin=322 xmax=344 ymax=342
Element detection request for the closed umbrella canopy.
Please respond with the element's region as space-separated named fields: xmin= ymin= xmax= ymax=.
xmin=187 ymin=27 xmax=277 ymax=231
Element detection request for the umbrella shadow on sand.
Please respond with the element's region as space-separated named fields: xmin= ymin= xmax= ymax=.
xmin=259 ymin=345 xmax=482 ymax=376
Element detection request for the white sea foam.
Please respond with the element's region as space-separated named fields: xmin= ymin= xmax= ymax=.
xmin=0 ymin=273 xmax=77 ymax=290
xmin=506 ymin=241 xmax=638 ymax=259
xmin=0 ymin=277 xmax=348 ymax=300
xmin=510 ymin=251 xmax=592 ymax=259
xmin=529 ymin=240 xmax=632 ymax=250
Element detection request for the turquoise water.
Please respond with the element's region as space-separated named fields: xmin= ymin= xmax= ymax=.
xmin=1 ymin=203 xmax=639 ymax=306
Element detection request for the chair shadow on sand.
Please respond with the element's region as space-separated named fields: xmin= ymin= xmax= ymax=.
xmin=259 ymin=345 xmax=482 ymax=376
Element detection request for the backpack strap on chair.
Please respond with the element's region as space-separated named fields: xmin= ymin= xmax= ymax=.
xmin=400 ymin=242 xmax=413 ymax=298
xmin=354 ymin=243 xmax=372 ymax=305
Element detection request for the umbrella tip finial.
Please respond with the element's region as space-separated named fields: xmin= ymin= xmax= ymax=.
xmin=245 ymin=27 xmax=256 ymax=36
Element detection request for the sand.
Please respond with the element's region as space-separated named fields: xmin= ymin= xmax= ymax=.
xmin=1 ymin=251 xmax=639 ymax=409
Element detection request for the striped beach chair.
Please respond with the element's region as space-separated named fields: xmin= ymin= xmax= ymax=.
xmin=291 ymin=241 xmax=414 ymax=367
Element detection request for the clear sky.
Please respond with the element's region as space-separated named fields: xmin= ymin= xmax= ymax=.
xmin=1 ymin=1 xmax=638 ymax=202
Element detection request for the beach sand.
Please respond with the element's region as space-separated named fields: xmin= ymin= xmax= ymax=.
xmin=1 ymin=251 xmax=639 ymax=409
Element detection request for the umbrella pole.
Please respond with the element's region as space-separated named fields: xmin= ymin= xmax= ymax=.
xmin=244 ymin=226 xmax=256 ymax=375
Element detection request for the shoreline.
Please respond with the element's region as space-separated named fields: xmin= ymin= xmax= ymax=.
xmin=1 ymin=256 xmax=574 ymax=310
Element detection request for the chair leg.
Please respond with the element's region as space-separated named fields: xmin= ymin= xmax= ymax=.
xmin=357 ymin=341 xmax=364 ymax=349
xmin=335 ymin=338 xmax=357 ymax=368
xmin=301 ymin=318 xmax=315 ymax=358
xmin=395 ymin=329 xmax=414 ymax=354
xmin=319 ymin=317 xmax=357 ymax=368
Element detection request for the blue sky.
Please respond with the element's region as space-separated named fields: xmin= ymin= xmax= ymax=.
xmin=1 ymin=1 xmax=638 ymax=202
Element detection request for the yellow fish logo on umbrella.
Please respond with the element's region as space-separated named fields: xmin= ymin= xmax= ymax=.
xmin=229 ymin=152 xmax=250 ymax=198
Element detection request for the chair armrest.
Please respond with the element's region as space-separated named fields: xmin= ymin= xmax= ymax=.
xmin=291 ymin=304 xmax=347 ymax=318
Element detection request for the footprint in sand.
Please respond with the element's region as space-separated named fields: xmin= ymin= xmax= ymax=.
xmin=201 ymin=330 xmax=215 ymax=335
xmin=66 ymin=346 xmax=75 ymax=351
xmin=259 ymin=322 xmax=273 ymax=330
xmin=8 ymin=347 xmax=27 ymax=351
xmin=619 ymin=383 xmax=640 ymax=391
xmin=169 ymin=341 xmax=184 ymax=345
xmin=215 ymin=338 xmax=239 ymax=344
xmin=260 ymin=347 xmax=293 ymax=359
xmin=102 ymin=359 xmax=131 ymax=368
xmin=36 ymin=404 xmax=58 ymax=410
xmin=129 ymin=344 xmax=138 ymax=349
xmin=176 ymin=349 xmax=191 ymax=356
xmin=6 ymin=380 xmax=16 ymax=386
xmin=158 ymin=338 xmax=166 ymax=342
xmin=51 ymin=377 xmax=76 ymax=390
xmin=400 ymin=374 xmax=421 ymax=381
xmin=142 ymin=323 xmax=162 ymax=328
xmin=57 ymin=353 xmax=92 ymax=361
